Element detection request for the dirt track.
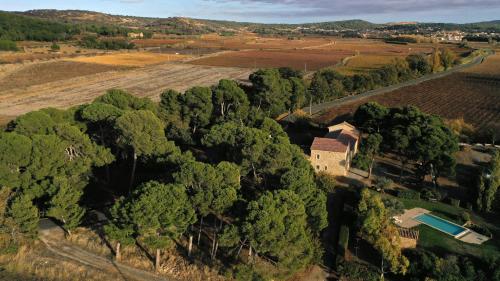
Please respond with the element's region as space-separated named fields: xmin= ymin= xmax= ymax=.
xmin=38 ymin=219 xmax=173 ymax=281
xmin=0 ymin=61 xmax=251 ymax=120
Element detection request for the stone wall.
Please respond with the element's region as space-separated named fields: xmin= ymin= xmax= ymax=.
xmin=310 ymin=149 xmax=348 ymax=176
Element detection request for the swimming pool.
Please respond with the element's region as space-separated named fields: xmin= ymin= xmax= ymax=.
xmin=414 ymin=213 xmax=468 ymax=237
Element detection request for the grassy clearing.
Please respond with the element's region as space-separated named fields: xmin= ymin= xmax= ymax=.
xmin=67 ymin=52 xmax=190 ymax=67
xmin=416 ymin=224 xmax=499 ymax=259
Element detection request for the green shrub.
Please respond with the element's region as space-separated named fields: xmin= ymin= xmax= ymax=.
xmin=338 ymin=225 xmax=349 ymax=259
xmin=0 ymin=240 xmax=19 ymax=255
xmin=466 ymin=202 xmax=473 ymax=211
xmin=79 ymin=36 xmax=135 ymax=50
xmin=375 ymin=177 xmax=393 ymax=191
xmin=315 ymin=172 xmax=337 ymax=193
xmin=468 ymin=224 xmax=492 ymax=237
xmin=450 ymin=198 xmax=461 ymax=208
xmin=0 ymin=39 xmax=18 ymax=51
xmin=420 ymin=187 xmax=441 ymax=201
xmin=337 ymin=261 xmax=379 ymax=281
xmin=230 ymin=264 xmax=267 ymax=281
xmin=50 ymin=42 xmax=60 ymax=51
xmin=397 ymin=189 xmax=421 ymax=200
xmin=460 ymin=211 xmax=470 ymax=224
xmin=352 ymin=153 xmax=370 ymax=171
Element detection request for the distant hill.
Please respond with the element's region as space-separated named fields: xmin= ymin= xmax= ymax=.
xmin=2 ymin=9 xmax=499 ymax=39
xmin=0 ymin=11 xmax=77 ymax=41
xmin=301 ymin=19 xmax=380 ymax=30
xmin=20 ymin=9 xmax=156 ymax=28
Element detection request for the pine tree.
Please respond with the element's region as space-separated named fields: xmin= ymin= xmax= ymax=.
xmin=8 ymin=194 xmax=39 ymax=239
xmin=47 ymin=178 xmax=85 ymax=234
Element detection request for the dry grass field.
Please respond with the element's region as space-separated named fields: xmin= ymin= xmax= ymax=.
xmin=0 ymin=243 xmax=124 ymax=281
xmin=0 ymin=61 xmax=251 ymax=121
xmin=0 ymin=42 xmax=107 ymax=64
xmin=66 ymin=52 xmax=190 ymax=67
xmin=314 ymin=53 xmax=500 ymax=130
xmin=0 ymin=61 xmax=130 ymax=91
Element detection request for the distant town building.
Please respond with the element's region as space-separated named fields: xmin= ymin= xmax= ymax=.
xmin=436 ymin=31 xmax=464 ymax=42
xmin=310 ymin=122 xmax=360 ymax=176
xmin=127 ymin=32 xmax=144 ymax=39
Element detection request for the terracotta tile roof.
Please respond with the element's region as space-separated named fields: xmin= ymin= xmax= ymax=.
xmin=337 ymin=129 xmax=359 ymax=146
xmin=311 ymin=137 xmax=348 ymax=152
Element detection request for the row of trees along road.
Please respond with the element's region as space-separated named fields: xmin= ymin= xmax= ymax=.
xmin=0 ymin=71 xmax=329 ymax=279
xmin=309 ymin=48 xmax=458 ymax=104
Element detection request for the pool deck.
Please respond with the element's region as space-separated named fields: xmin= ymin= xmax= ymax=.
xmin=456 ymin=229 xmax=491 ymax=244
xmin=393 ymin=208 xmax=490 ymax=245
xmin=393 ymin=208 xmax=430 ymax=228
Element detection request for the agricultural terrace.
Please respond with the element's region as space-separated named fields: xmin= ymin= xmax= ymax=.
xmin=315 ymin=53 xmax=500 ymax=130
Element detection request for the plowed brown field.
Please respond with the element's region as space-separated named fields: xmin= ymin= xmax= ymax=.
xmin=189 ymin=49 xmax=353 ymax=70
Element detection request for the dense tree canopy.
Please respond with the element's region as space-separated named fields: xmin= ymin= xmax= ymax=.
xmin=476 ymin=151 xmax=500 ymax=212
xmin=353 ymin=103 xmax=459 ymax=185
xmin=243 ymin=190 xmax=317 ymax=270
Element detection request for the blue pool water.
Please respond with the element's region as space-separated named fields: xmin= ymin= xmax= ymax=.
xmin=415 ymin=213 xmax=467 ymax=236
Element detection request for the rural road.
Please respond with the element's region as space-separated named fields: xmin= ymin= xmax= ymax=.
xmin=283 ymin=52 xmax=491 ymax=121
xmin=38 ymin=219 xmax=174 ymax=281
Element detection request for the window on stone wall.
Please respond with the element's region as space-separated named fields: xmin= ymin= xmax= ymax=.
xmin=325 ymin=166 xmax=328 ymax=170
xmin=316 ymin=165 xmax=320 ymax=170
xmin=316 ymin=154 xmax=320 ymax=159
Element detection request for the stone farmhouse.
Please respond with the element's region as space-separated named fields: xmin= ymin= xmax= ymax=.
xmin=310 ymin=122 xmax=360 ymax=176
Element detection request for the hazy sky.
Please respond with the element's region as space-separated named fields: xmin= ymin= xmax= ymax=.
xmin=2 ymin=0 xmax=500 ymax=23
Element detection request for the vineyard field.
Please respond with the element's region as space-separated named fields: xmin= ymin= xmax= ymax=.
xmin=315 ymin=54 xmax=500 ymax=130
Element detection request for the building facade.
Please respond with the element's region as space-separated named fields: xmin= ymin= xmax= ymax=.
xmin=310 ymin=122 xmax=360 ymax=176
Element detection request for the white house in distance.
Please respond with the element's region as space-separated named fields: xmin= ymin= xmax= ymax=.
xmin=127 ymin=32 xmax=144 ymax=39
xmin=309 ymin=122 xmax=360 ymax=176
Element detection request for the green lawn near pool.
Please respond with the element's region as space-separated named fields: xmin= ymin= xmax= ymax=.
xmin=383 ymin=195 xmax=500 ymax=259
xmin=417 ymin=224 xmax=499 ymax=258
